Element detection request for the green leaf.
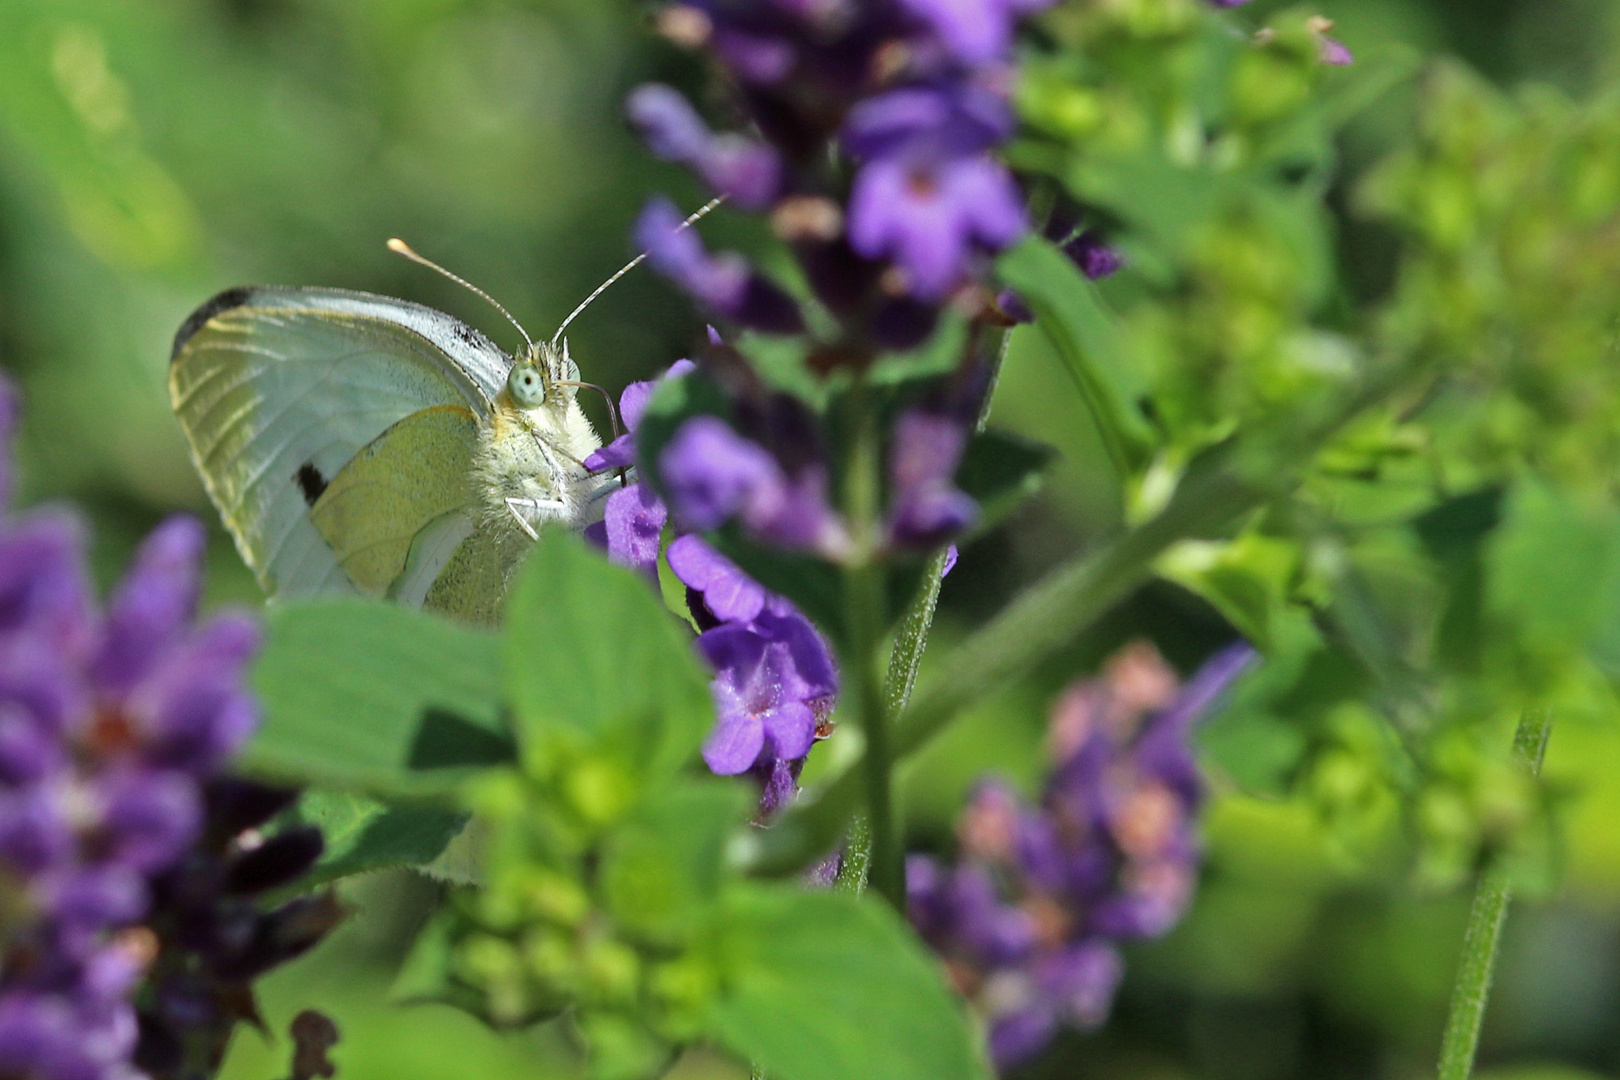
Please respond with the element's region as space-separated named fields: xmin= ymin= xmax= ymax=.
xmin=249 ymin=600 xmax=511 ymax=795
xmin=708 ymin=886 xmax=990 ymax=1080
xmin=1486 ymin=479 xmax=1620 ymax=655
xmin=502 ymin=534 xmax=712 ymax=775
xmin=996 ymin=237 xmax=1155 ymax=474
xmin=286 ymin=790 xmax=468 ymax=886
xmin=956 ymin=430 xmax=1052 ymax=537
xmin=600 ymin=780 xmax=749 ymax=945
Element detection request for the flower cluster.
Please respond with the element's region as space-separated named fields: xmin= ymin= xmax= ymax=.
xmin=0 ymin=379 xmax=329 ymax=1080
xmin=585 ymin=366 xmax=838 ymax=815
xmin=135 ymin=779 xmax=338 ymax=1079
xmin=907 ymin=640 xmax=1256 ymax=1071
xmin=633 ymin=0 xmax=1048 ymax=337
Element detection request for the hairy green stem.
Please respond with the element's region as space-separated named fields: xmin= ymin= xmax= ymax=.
xmin=1436 ymin=709 xmax=1553 ymax=1080
xmin=838 ymin=378 xmax=905 ymax=909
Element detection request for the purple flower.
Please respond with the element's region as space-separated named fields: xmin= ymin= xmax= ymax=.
xmin=897 ymin=0 xmax=1058 ymax=65
xmin=628 ymin=84 xmax=783 ymax=209
xmin=668 ymin=535 xmax=767 ymax=625
xmin=597 ymin=485 xmax=668 ymax=579
xmin=0 ymin=376 xmax=303 ymax=1080
xmin=1063 ymin=229 xmax=1124 ymax=280
xmin=697 ymin=607 xmax=837 ymax=775
xmin=635 ymin=199 xmax=804 ymax=333
xmin=848 ymin=154 xmax=1025 ymax=300
xmin=906 ymin=641 xmax=1256 ymax=1072
xmin=887 ymin=409 xmax=978 ymax=547
xmin=659 ymin=416 xmax=786 ymax=532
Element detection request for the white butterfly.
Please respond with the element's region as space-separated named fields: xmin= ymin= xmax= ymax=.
xmin=170 ymin=275 xmax=616 ymax=626
xmin=172 ymin=207 xmax=721 ymax=623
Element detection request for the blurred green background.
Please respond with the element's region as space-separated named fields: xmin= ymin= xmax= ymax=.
xmin=3 ymin=1 xmax=1620 ymax=1078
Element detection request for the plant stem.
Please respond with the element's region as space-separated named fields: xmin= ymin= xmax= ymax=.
xmin=1435 ymin=709 xmax=1553 ymax=1080
xmin=840 ymin=377 xmax=905 ymax=910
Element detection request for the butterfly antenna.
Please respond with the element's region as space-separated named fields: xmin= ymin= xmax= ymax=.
xmin=387 ymin=238 xmax=536 ymax=353
xmin=549 ymin=196 xmax=726 ymax=347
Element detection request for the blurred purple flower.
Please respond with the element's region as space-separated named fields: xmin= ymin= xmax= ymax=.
xmin=848 ymin=154 xmax=1025 ymax=300
xmin=0 ymin=373 xmax=283 ymax=1080
xmin=627 ymin=84 xmax=783 ymax=209
xmin=887 ymin=409 xmax=979 ymax=547
xmin=907 ymin=640 xmax=1257 ymax=1072
xmin=897 ymin=0 xmax=1058 ymax=65
xmin=635 ymin=199 xmax=804 ymax=334
xmin=1063 ymin=229 xmax=1124 ymax=280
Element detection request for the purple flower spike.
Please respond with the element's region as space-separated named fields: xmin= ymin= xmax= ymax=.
xmin=848 ymin=155 xmax=1025 ymax=299
xmin=906 ymin=641 xmax=1256 ymax=1071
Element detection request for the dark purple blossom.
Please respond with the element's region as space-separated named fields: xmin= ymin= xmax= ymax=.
xmin=907 ymin=641 xmax=1256 ymax=1072
xmin=847 ymin=154 xmax=1025 ymax=300
xmin=1063 ymin=229 xmax=1124 ymax=280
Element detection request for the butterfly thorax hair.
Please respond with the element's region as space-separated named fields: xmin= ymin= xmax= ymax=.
xmin=473 ymin=339 xmax=606 ymax=540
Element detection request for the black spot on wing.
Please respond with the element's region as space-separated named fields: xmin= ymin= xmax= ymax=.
xmin=296 ymin=463 xmax=328 ymax=506
xmin=172 ymin=286 xmax=255 ymax=364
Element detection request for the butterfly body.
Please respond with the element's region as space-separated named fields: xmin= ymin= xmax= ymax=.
xmin=170 ymin=285 xmax=607 ymax=623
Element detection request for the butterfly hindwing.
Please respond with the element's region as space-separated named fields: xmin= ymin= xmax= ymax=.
xmin=169 ymin=286 xmax=510 ymax=600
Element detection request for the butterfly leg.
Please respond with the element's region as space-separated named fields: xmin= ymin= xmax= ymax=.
xmin=504 ymin=497 xmax=570 ymax=540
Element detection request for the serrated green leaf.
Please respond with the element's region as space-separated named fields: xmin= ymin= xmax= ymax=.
xmin=290 ymin=790 xmax=468 ymax=885
xmin=249 ymin=600 xmax=510 ymax=795
xmin=708 ymin=886 xmax=990 ymax=1080
xmin=997 ymin=237 xmax=1155 ymax=474
xmin=502 ymin=534 xmax=712 ymax=776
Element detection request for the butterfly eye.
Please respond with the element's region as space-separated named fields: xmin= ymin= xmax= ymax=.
xmin=506 ymin=364 xmax=547 ymax=409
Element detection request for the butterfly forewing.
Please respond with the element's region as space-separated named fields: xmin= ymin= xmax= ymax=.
xmin=169 ymin=286 xmax=511 ymax=600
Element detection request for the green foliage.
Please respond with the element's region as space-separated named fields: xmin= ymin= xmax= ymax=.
xmin=707 ymin=887 xmax=991 ymax=1080
xmin=288 ymin=791 xmax=469 ymax=887
xmin=250 ymin=599 xmax=510 ymax=795
xmin=502 ymin=533 xmax=714 ymax=785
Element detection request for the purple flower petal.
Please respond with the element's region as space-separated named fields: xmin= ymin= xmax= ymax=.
xmin=848 ymin=155 xmax=1025 ymax=299
xmin=627 ymin=83 xmax=713 ymax=162
xmin=659 ymin=416 xmax=785 ymax=532
xmin=701 ymin=707 xmax=765 ymax=775
xmin=760 ymin=700 xmax=816 ymax=761
xmin=93 ymin=515 xmax=206 ymax=697
xmin=667 ymin=535 xmax=767 ymax=623
xmin=600 ymin=484 xmax=667 ymax=578
xmin=130 ymin=613 xmax=260 ymax=771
